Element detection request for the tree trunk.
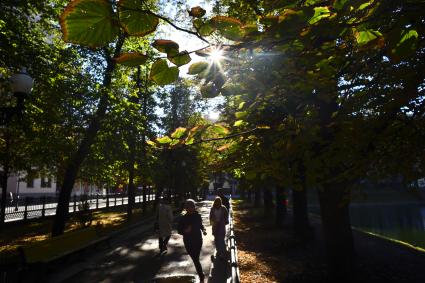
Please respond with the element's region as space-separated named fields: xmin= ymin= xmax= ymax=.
xmin=127 ymin=153 xmax=135 ymax=220
xmin=51 ymin=37 xmax=124 ymax=237
xmin=254 ymin=185 xmax=261 ymax=207
xmin=318 ymin=183 xmax=354 ymax=280
xmin=275 ymin=185 xmax=286 ymax=227
xmin=263 ymin=187 xmax=273 ymax=217
xmin=142 ymin=185 xmax=147 ymax=213
xmin=292 ymin=187 xmax=311 ymax=240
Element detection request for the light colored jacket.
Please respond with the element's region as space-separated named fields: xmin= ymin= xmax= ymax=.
xmin=209 ymin=205 xmax=228 ymax=238
xmin=157 ymin=203 xmax=173 ymax=237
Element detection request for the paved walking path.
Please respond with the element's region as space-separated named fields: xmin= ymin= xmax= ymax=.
xmin=49 ymin=200 xmax=230 ymax=283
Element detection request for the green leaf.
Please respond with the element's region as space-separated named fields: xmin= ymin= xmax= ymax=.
xmin=149 ymin=59 xmax=179 ymax=85
xmin=354 ymin=29 xmax=382 ymax=46
xmin=235 ymin=111 xmax=247 ymax=119
xmin=392 ymin=29 xmax=418 ymax=60
xmin=210 ymin=124 xmax=229 ymax=135
xmin=233 ymin=120 xmax=244 ymax=127
xmin=168 ymin=51 xmax=192 ymax=66
xmin=118 ymin=0 xmax=159 ymax=36
xmin=211 ymin=16 xmax=243 ymax=41
xmin=60 ymin=0 xmax=119 ymax=47
xmin=185 ymin=137 xmax=195 ymax=145
xmin=221 ymin=83 xmax=241 ymax=96
xmin=194 ymin=19 xmax=215 ymax=36
xmin=238 ymin=102 xmax=246 ymax=110
xmin=171 ymin=127 xmax=187 ymax=139
xmin=188 ymin=62 xmax=209 ymax=75
xmin=152 ymin=39 xmax=180 ymax=56
xmin=333 ymin=0 xmax=349 ymax=10
xmin=305 ymin=0 xmax=327 ymax=6
xmin=157 ymin=136 xmax=172 ymax=144
xmin=114 ymin=52 xmax=148 ymax=66
xmin=358 ymin=0 xmax=374 ymax=10
xmin=308 ymin=7 xmax=331 ymax=25
xmin=200 ymin=83 xmax=219 ymax=98
xmin=211 ymin=16 xmax=242 ymax=29
xmin=188 ymin=6 xmax=206 ymax=18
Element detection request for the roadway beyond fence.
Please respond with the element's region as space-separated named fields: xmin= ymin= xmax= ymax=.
xmin=3 ymin=192 xmax=156 ymax=223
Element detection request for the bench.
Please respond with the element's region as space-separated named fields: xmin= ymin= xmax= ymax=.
xmin=18 ymin=227 xmax=109 ymax=281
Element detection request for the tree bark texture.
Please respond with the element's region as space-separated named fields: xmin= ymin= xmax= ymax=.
xmin=275 ymin=185 xmax=287 ymax=227
xmin=318 ymin=184 xmax=354 ymax=279
xmin=263 ymin=187 xmax=273 ymax=217
xmin=254 ymin=185 xmax=261 ymax=207
xmin=292 ymin=187 xmax=311 ymax=240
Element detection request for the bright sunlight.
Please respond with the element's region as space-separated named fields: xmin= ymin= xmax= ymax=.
xmin=208 ymin=47 xmax=224 ymax=63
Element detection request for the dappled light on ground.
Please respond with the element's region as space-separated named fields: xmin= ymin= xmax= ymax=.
xmin=0 ymin=208 xmax=148 ymax=255
xmin=232 ymin=201 xmax=316 ymax=283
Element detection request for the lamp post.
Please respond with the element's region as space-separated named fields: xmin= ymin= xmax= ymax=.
xmin=0 ymin=68 xmax=33 ymax=228
xmin=0 ymin=67 xmax=34 ymax=125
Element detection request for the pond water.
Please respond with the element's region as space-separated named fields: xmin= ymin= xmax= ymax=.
xmin=349 ymin=203 xmax=425 ymax=249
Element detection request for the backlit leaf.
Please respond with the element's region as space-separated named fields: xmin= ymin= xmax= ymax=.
xmin=210 ymin=124 xmax=229 ymax=135
xmin=60 ymin=0 xmax=119 ymax=47
xmin=235 ymin=111 xmax=247 ymax=119
xmin=354 ymin=29 xmax=382 ymax=46
xmin=391 ymin=29 xmax=418 ymax=60
xmin=171 ymin=127 xmax=187 ymax=139
xmin=157 ymin=136 xmax=172 ymax=144
xmin=152 ymin=39 xmax=180 ymax=56
xmin=114 ymin=52 xmax=148 ymax=67
xmin=149 ymin=59 xmax=179 ymax=85
xmin=118 ymin=0 xmax=159 ymax=36
xmin=188 ymin=62 xmax=209 ymax=75
xmin=168 ymin=51 xmax=192 ymax=66
xmin=308 ymin=7 xmax=331 ymax=25
xmin=200 ymin=83 xmax=219 ymax=98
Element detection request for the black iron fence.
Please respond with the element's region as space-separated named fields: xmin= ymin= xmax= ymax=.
xmin=3 ymin=190 xmax=156 ymax=223
xmin=228 ymin=197 xmax=240 ymax=283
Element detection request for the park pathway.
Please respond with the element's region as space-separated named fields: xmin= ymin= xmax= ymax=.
xmin=49 ymin=200 xmax=230 ymax=283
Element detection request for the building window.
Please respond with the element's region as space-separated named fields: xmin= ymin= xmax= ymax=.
xmin=41 ymin=177 xmax=51 ymax=188
xmin=26 ymin=175 xmax=34 ymax=188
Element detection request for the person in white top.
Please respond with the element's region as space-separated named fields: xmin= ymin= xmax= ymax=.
xmin=156 ymin=197 xmax=173 ymax=253
xmin=209 ymin=197 xmax=229 ymax=260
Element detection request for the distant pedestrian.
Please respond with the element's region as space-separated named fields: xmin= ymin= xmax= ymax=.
xmin=209 ymin=196 xmax=228 ymax=260
xmin=217 ymin=188 xmax=230 ymax=211
xmin=9 ymin=192 xmax=13 ymax=204
xmin=155 ymin=197 xmax=173 ymax=253
xmin=178 ymin=199 xmax=207 ymax=282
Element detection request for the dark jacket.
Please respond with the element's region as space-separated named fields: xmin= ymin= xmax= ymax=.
xmin=178 ymin=211 xmax=205 ymax=242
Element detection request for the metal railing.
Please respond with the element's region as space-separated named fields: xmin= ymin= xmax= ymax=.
xmin=3 ymin=190 xmax=156 ymax=223
xmin=228 ymin=197 xmax=240 ymax=283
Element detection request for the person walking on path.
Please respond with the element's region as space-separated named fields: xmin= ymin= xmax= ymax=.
xmin=178 ymin=199 xmax=207 ymax=282
xmin=217 ymin=188 xmax=230 ymax=211
xmin=156 ymin=197 xmax=173 ymax=253
xmin=209 ymin=196 xmax=229 ymax=260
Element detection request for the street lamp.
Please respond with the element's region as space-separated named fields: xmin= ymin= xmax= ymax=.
xmin=0 ymin=68 xmax=34 ymax=125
